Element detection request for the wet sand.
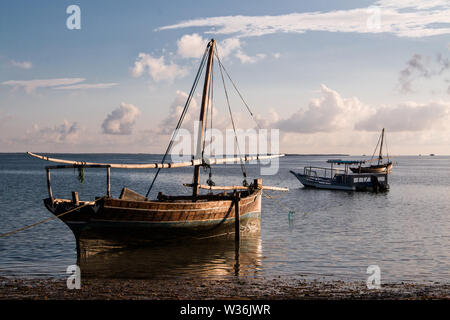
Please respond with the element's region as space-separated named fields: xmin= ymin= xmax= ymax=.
xmin=0 ymin=276 xmax=448 ymax=300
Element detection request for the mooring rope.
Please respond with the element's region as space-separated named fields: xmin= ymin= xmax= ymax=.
xmin=0 ymin=197 xmax=105 ymax=239
xmin=263 ymin=192 xmax=293 ymax=213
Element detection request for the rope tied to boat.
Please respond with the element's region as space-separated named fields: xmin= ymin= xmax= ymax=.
xmin=263 ymin=192 xmax=293 ymax=214
xmin=0 ymin=197 xmax=106 ymax=239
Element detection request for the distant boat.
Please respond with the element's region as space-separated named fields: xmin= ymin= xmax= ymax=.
xmin=430 ymin=154 xmax=435 ymax=156
xmin=290 ymin=159 xmax=389 ymax=192
xmin=350 ymin=128 xmax=393 ymax=174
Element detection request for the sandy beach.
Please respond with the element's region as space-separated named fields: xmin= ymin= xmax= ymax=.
xmin=0 ymin=276 xmax=448 ymax=300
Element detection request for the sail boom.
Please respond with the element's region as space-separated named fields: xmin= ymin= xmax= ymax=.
xmin=27 ymin=152 xmax=202 ymax=169
xmin=205 ymin=154 xmax=285 ymax=165
xmin=184 ymin=183 xmax=289 ymax=191
xmin=27 ymin=152 xmax=285 ymax=169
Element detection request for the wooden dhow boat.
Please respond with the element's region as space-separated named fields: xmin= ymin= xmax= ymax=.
xmin=350 ymin=128 xmax=393 ymax=173
xmin=28 ymin=39 xmax=287 ymax=247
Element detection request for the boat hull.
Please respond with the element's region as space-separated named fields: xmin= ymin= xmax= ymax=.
xmin=290 ymin=171 xmax=355 ymax=191
xmin=44 ymin=190 xmax=262 ymax=246
xmin=290 ymin=170 xmax=389 ymax=192
xmin=350 ymin=162 xmax=393 ymax=173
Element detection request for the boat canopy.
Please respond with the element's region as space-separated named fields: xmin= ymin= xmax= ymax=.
xmin=327 ymin=159 xmax=366 ymax=165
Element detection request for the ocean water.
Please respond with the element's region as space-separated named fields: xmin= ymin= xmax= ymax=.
xmin=0 ymin=153 xmax=449 ymax=283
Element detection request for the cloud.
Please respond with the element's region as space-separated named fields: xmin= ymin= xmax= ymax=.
xmin=10 ymin=60 xmax=32 ymax=69
xmin=102 ymin=102 xmax=141 ymax=135
xmin=1 ymin=78 xmax=118 ymax=93
xmin=177 ymin=33 xmax=208 ymax=58
xmin=217 ymin=38 xmax=266 ymax=63
xmin=263 ymin=83 xmax=450 ymax=154
xmin=158 ymin=90 xmax=199 ymax=135
xmin=376 ymin=0 xmax=448 ymax=10
xmin=53 ymin=83 xmax=118 ymax=90
xmin=217 ymin=38 xmax=241 ymax=58
xmin=399 ymin=53 xmax=450 ymax=93
xmin=157 ymin=90 xmax=242 ymax=135
xmin=174 ymin=33 xmax=267 ymax=64
xmin=0 ymin=112 xmax=13 ymax=125
xmin=2 ymin=78 xmax=85 ymax=93
xmin=158 ymin=1 xmax=450 ymax=38
xmin=131 ymin=53 xmax=189 ymax=82
xmin=355 ymin=101 xmax=450 ymax=131
xmin=269 ymin=84 xmax=450 ymax=135
xmin=235 ymin=51 xmax=266 ymax=64
xmin=272 ymin=85 xmax=372 ymax=133
xmin=22 ymin=120 xmax=81 ymax=144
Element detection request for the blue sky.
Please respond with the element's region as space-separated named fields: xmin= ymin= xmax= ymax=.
xmin=1 ymin=0 xmax=449 ymax=154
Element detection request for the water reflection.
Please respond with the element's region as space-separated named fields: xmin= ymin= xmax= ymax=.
xmin=78 ymin=234 xmax=262 ymax=279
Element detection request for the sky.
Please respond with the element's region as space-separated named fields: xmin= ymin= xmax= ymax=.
xmin=0 ymin=0 xmax=449 ymax=155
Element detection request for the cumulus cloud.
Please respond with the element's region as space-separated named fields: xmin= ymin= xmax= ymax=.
xmin=158 ymin=91 xmax=199 ymax=135
xmin=217 ymin=38 xmax=241 ymax=58
xmin=268 ymin=84 xmax=450 ymax=136
xmin=158 ymin=1 xmax=450 ymax=38
xmin=131 ymin=53 xmax=189 ymax=82
xmin=175 ymin=33 xmax=266 ymax=64
xmin=22 ymin=120 xmax=81 ymax=144
xmin=235 ymin=51 xmax=266 ymax=64
xmin=10 ymin=60 xmax=32 ymax=69
xmin=272 ymin=85 xmax=372 ymax=133
xmin=355 ymin=101 xmax=450 ymax=131
xmin=102 ymin=102 xmax=141 ymax=135
xmin=177 ymin=33 xmax=208 ymax=58
xmin=399 ymin=53 xmax=450 ymax=93
xmin=157 ymin=90 xmax=244 ymax=136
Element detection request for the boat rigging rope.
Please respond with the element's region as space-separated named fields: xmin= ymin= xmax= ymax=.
xmin=0 ymin=197 xmax=106 ymax=239
xmin=370 ymin=131 xmax=382 ymax=161
xmin=385 ymin=133 xmax=390 ymax=162
xmin=145 ymin=45 xmax=209 ymax=198
xmin=214 ymin=51 xmax=261 ymax=130
xmin=204 ymin=57 xmax=215 ymax=188
xmin=215 ymin=46 xmax=249 ymax=186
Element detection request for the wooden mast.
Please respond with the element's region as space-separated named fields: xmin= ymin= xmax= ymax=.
xmin=193 ymin=39 xmax=215 ymax=198
xmin=378 ymin=128 xmax=385 ymax=165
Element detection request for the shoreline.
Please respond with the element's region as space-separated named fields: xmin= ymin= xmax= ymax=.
xmin=1 ymin=276 xmax=448 ymax=300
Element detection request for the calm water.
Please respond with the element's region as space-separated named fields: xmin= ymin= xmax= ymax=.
xmin=0 ymin=153 xmax=449 ymax=283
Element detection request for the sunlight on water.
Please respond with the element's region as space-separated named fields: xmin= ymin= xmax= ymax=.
xmin=0 ymin=153 xmax=449 ymax=283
